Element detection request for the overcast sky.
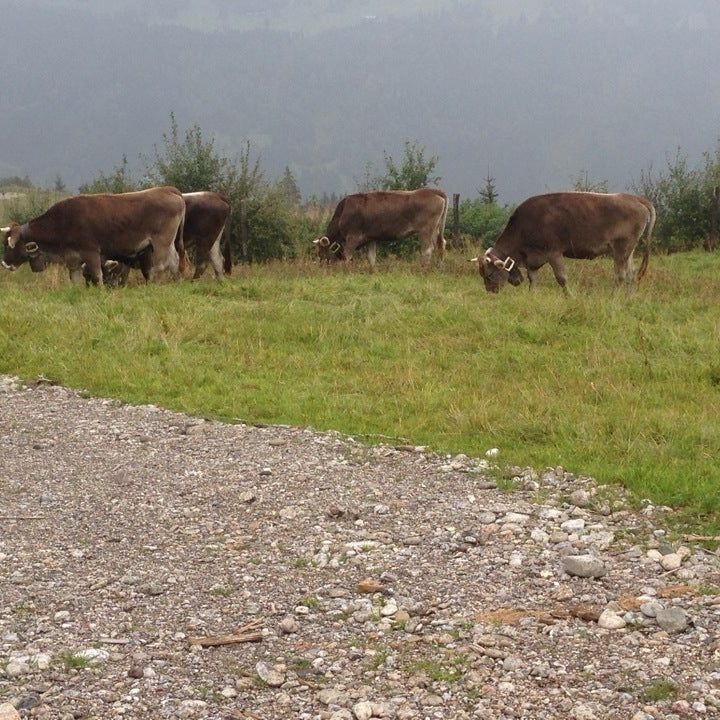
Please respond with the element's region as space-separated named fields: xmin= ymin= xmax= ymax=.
xmin=2 ymin=0 xmax=719 ymax=202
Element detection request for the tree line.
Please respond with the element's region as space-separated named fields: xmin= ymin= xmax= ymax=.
xmin=3 ymin=116 xmax=720 ymax=260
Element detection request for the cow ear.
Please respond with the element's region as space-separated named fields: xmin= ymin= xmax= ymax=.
xmin=103 ymin=260 xmax=120 ymax=270
xmin=493 ymin=259 xmax=506 ymax=269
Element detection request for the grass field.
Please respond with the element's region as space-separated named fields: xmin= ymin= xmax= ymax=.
xmin=1 ymin=252 xmax=719 ymax=533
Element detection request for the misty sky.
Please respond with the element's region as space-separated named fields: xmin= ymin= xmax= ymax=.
xmin=2 ymin=0 xmax=719 ymax=202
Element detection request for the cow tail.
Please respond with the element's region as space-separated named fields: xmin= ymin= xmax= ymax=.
xmin=637 ymin=201 xmax=655 ymax=282
xmin=222 ymin=224 xmax=232 ymax=275
xmin=175 ymin=207 xmax=188 ymax=276
xmin=436 ymin=193 xmax=449 ymax=259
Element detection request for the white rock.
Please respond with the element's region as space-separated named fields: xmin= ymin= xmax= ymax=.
xmin=502 ymin=512 xmax=530 ymax=524
xmin=571 ymin=704 xmax=598 ymax=720
xmin=352 ymin=700 xmax=374 ymax=720
xmin=4 ymin=661 xmax=30 ymax=677
xmin=660 ymin=553 xmax=682 ymax=571
xmin=77 ymin=648 xmax=110 ymax=664
xmin=256 ymin=661 xmax=286 ymax=687
xmin=178 ymin=700 xmax=208 ymax=718
xmin=0 ymin=704 xmax=21 ymax=720
xmin=646 ymin=549 xmax=663 ymax=562
xmin=32 ymin=653 xmax=52 ymax=670
xmin=485 ymin=448 xmax=499 ymax=458
xmin=381 ymin=599 xmax=398 ymax=617
xmin=597 ymin=609 xmax=626 ymax=630
xmin=561 ymin=518 xmax=585 ymax=532
xmin=530 ymin=528 xmax=550 ymax=544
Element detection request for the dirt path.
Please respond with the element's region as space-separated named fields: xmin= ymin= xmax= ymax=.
xmin=0 ymin=378 xmax=718 ymax=719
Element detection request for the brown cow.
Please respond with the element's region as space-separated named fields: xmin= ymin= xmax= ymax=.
xmin=182 ymin=191 xmax=232 ymax=279
xmin=1 ymin=186 xmax=187 ymax=285
xmin=470 ymin=192 xmax=656 ymax=294
xmin=313 ymin=188 xmax=448 ymax=266
xmin=85 ymin=191 xmax=232 ymax=286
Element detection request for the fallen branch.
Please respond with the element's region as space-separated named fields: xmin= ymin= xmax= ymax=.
xmin=682 ymin=534 xmax=720 ymax=542
xmin=189 ymin=619 xmax=264 ymax=648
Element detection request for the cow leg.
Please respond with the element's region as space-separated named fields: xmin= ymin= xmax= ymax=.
xmin=419 ymin=231 xmax=434 ymax=262
xmin=527 ymin=267 xmax=540 ymax=290
xmin=548 ymin=256 xmax=570 ymax=296
xmin=614 ymin=250 xmax=635 ymax=287
xmin=366 ymin=241 xmax=377 ymax=269
xmin=67 ymin=262 xmax=84 ymax=285
xmin=82 ymin=255 xmax=104 ymax=287
xmin=149 ymin=244 xmax=180 ymax=282
xmin=208 ymin=237 xmax=224 ymax=279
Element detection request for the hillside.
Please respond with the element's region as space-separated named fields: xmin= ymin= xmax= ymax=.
xmin=1 ymin=0 xmax=719 ymax=201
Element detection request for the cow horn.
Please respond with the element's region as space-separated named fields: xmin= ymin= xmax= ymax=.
xmin=0 ymin=226 xmax=10 ymax=233
xmin=1 ymin=260 xmax=15 ymax=270
xmin=468 ymin=257 xmax=479 ymax=263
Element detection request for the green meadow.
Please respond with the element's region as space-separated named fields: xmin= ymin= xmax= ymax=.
xmin=1 ymin=253 xmax=718 ymax=532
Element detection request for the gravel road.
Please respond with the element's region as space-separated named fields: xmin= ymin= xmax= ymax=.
xmin=1 ymin=377 xmax=718 ymax=720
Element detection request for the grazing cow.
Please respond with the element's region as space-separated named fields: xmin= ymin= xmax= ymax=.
xmin=313 ymin=188 xmax=448 ymax=266
xmin=182 ymin=191 xmax=232 ymax=279
xmin=1 ymin=186 xmax=186 ymax=285
xmin=84 ymin=191 xmax=232 ymax=286
xmin=470 ymin=192 xmax=656 ymax=294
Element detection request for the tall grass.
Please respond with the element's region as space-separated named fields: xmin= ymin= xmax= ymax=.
xmin=1 ymin=252 xmax=719 ymax=530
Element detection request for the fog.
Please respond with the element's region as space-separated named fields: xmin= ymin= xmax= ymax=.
xmin=1 ymin=0 xmax=719 ymax=202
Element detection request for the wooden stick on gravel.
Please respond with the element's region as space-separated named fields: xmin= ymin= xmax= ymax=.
xmin=189 ymin=619 xmax=264 ymax=647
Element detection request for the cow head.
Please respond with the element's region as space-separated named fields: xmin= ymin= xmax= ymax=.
xmin=81 ymin=259 xmax=127 ymax=287
xmin=1 ymin=223 xmax=46 ymax=272
xmin=312 ymin=235 xmax=343 ymax=262
xmin=471 ymin=248 xmax=521 ymax=293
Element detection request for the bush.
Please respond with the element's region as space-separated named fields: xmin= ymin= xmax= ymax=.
xmin=457 ymin=198 xmax=511 ymax=248
xmin=630 ymin=143 xmax=720 ymax=253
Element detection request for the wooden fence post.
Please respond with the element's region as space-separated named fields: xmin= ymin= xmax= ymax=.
xmin=705 ymin=185 xmax=719 ymax=252
xmin=452 ymin=193 xmax=460 ymax=246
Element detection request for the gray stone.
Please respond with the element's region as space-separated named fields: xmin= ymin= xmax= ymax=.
xmin=656 ymin=608 xmax=688 ymax=633
xmin=563 ymin=555 xmax=607 ymax=578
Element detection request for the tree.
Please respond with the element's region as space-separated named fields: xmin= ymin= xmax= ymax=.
xmin=278 ymin=166 xmax=301 ymax=207
xmin=53 ymin=175 xmax=67 ymax=192
xmin=376 ymin=139 xmax=441 ymax=190
xmin=478 ymin=170 xmax=498 ymax=204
